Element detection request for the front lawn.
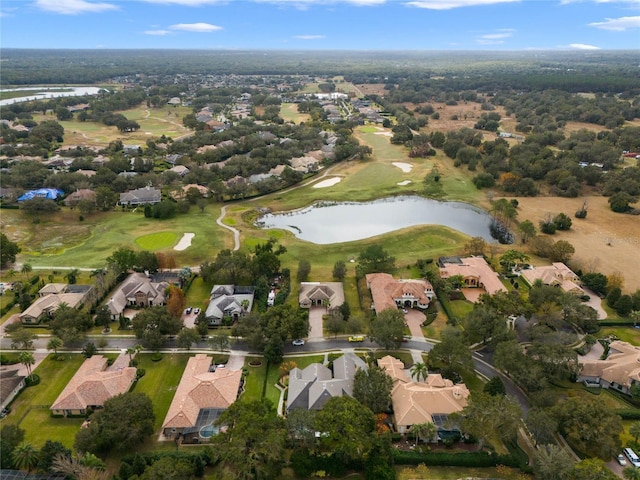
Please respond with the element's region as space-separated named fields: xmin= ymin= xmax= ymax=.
xmin=241 ymin=357 xmax=268 ymax=403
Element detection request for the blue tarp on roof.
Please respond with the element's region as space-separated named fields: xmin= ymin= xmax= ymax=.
xmin=17 ymin=188 xmax=64 ymax=202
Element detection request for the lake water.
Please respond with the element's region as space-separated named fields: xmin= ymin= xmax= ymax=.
xmin=0 ymin=86 xmax=104 ymax=106
xmin=256 ymin=196 xmax=496 ymax=244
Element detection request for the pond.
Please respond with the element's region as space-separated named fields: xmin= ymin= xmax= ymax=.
xmin=0 ymin=86 xmax=104 ymax=106
xmin=256 ymin=196 xmax=499 ymax=244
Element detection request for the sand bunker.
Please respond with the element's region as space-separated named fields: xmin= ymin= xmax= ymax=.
xmin=313 ymin=177 xmax=342 ymax=188
xmin=393 ymin=162 xmax=412 ymax=173
xmin=174 ymin=233 xmax=195 ymax=251
xmin=397 ymin=180 xmax=412 ymax=186
xmin=374 ymin=131 xmax=393 ymax=137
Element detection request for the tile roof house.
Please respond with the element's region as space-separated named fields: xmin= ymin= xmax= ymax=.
xmin=520 ymin=262 xmax=583 ymax=295
xmin=50 ymin=355 xmax=137 ymax=417
xmin=365 ymin=273 xmax=434 ymax=314
xmin=170 ymin=184 xmax=209 ymax=200
xmin=378 ymin=355 xmax=469 ymax=437
xmin=438 ymin=256 xmax=507 ymax=297
xmin=0 ymin=368 xmax=26 ymax=411
xmin=162 ymin=354 xmax=242 ymax=442
xmin=298 ymin=282 xmax=345 ymax=310
xmin=204 ymin=285 xmax=255 ymax=326
xmin=20 ymin=284 xmax=95 ymax=324
xmin=105 ymin=272 xmax=169 ymax=319
xmin=118 ymin=186 xmax=161 ymax=206
xmin=578 ymin=341 xmax=640 ymax=395
xmin=167 ymin=165 xmax=190 ymax=177
xmin=64 ymin=188 xmax=96 ymax=207
xmin=286 ymin=353 xmax=367 ymax=411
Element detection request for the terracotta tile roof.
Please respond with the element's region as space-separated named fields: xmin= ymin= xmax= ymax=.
xmin=521 ymin=262 xmax=583 ymax=294
xmin=365 ymin=273 xmax=433 ymax=314
xmin=377 ymin=355 xmax=469 ymax=430
xmin=162 ymin=354 xmax=241 ymax=430
xmin=51 ymin=356 xmax=137 ymax=411
xmin=580 ymin=341 xmax=640 ymax=388
xmin=439 ymin=256 xmax=507 ymax=296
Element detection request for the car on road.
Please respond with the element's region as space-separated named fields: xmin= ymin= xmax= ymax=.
xmin=348 ymin=335 xmax=364 ymax=342
xmin=618 ymin=454 xmax=628 ymax=466
xmin=292 ymin=339 xmax=305 ymax=346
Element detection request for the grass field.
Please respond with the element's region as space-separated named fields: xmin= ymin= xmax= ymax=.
xmin=132 ymin=353 xmax=192 ymax=431
xmin=33 ymin=104 xmax=192 ymax=147
xmin=134 ymin=231 xmax=179 ymax=250
xmin=280 ymin=103 xmax=310 ymax=124
xmin=3 ymin=354 xmax=85 ymax=448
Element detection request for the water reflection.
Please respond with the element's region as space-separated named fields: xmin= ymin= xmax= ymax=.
xmin=257 ymin=196 xmax=496 ymax=244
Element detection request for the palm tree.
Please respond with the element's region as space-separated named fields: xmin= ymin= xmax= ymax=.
xmin=53 ymin=453 xmax=109 ymax=480
xmin=12 ymin=441 xmax=39 ymax=472
xmin=410 ymin=362 xmax=428 ymax=382
xmin=624 ymin=465 xmax=640 ymax=480
xmin=47 ymin=337 xmax=63 ymax=355
xmin=18 ymin=351 xmax=35 ymax=379
xmin=410 ymin=422 xmax=437 ymax=447
xmin=20 ymin=263 xmax=32 ymax=282
xmin=64 ymin=268 xmax=80 ymax=285
xmin=631 ymin=421 xmax=640 ymax=445
xmin=125 ymin=344 xmax=142 ymax=364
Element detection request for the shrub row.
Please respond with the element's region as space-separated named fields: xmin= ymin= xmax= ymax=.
xmin=392 ymin=450 xmax=521 ymax=469
xmin=616 ymin=409 xmax=640 ymax=420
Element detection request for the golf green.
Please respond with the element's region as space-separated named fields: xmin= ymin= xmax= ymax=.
xmin=135 ymin=231 xmax=179 ymax=250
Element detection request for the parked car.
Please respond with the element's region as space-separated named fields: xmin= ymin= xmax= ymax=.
xmin=292 ymin=339 xmax=305 ymax=346
xmin=193 ymin=308 xmax=201 ymax=315
xmin=348 ymin=335 xmax=364 ymax=342
xmin=402 ymin=308 xmax=408 ymax=314
xmin=185 ymin=307 xmax=192 ymax=314
xmin=618 ymin=454 xmax=628 ymax=466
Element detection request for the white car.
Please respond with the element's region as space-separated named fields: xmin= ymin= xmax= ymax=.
xmin=402 ymin=308 xmax=408 ymax=314
xmin=618 ymin=454 xmax=627 ymax=466
xmin=292 ymin=339 xmax=305 ymax=346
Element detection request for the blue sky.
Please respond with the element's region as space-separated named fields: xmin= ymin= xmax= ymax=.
xmin=1 ymin=0 xmax=639 ymax=50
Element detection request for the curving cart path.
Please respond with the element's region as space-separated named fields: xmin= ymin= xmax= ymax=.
xmin=216 ymin=205 xmax=241 ymax=251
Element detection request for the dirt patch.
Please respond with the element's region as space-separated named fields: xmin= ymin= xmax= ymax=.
xmin=513 ymin=196 xmax=640 ymax=292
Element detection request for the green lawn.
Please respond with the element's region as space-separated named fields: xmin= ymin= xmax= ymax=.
xmin=2 ymin=354 xmax=85 ymax=448
xmin=185 ymin=276 xmax=212 ymax=309
xmin=241 ymin=357 xmax=268 ymax=403
xmin=132 ymin=353 xmax=192 ymax=431
xmin=134 ymin=231 xmax=179 ymax=250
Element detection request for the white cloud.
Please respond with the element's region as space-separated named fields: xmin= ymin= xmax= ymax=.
xmin=568 ymin=43 xmax=602 ymax=49
xmin=561 ymin=0 xmax=640 ymax=4
xmin=588 ymin=16 xmax=640 ymax=31
xmin=475 ymin=28 xmax=514 ymax=44
xmin=142 ymin=0 xmax=226 ymax=4
xmin=144 ymin=29 xmax=173 ymax=35
xmin=35 ymin=0 xmax=118 ymax=14
xmin=293 ymin=34 xmax=326 ymax=39
xmin=405 ymin=0 xmax=518 ymax=10
xmin=170 ymin=22 xmax=223 ymax=32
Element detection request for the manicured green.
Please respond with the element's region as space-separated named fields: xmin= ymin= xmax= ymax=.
xmin=185 ymin=276 xmax=212 ymax=308
xmin=5 ymin=354 xmax=85 ymax=448
xmin=134 ymin=231 xmax=179 ymax=250
xmin=241 ymin=357 xmax=268 ymax=403
xmin=132 ymin=353 xmax=192 ymax=431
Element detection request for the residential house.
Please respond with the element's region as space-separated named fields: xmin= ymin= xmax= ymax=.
xmin=578 ymin=341 xmax=640 ymax=395
xmin=298 ymin=282 xmax=345 ymax=310
xmin=0 ymin=369 xmax=26 ymax=411
xmin=378 ymin=355 xmax=469 ymax=438
xmin=438 ymin=256 xmax=507 ymax=297
xmin=365 ymin=273 xmax=434 ymax=314
xmin=520 ymin=262 xmax=583 ymax=295
xmin=167 ymin=165 xmax=190 ymax=177
xmin=105 ymin=272 xmax=169 ymax=319
xmin=64 ymin=188 xmax=96 ymax=207
xmin=204 ymin=285 xmax=255 ymax=326
xmin=50 ymin=355 xmax=137 ymax=417
xmin=287 ymin=353 xmax=367 ymax=411
xmin=119 ymin=186 xmax=161 ymax=206
xmin=170 ymin=183 xmax=209 ymax=200
xmin=162 ymin=354 xmax=242 ymax=443
xmin=20 ymin=284 xmax=95 ymax=324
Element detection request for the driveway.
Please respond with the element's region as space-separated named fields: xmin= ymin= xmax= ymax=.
xmin=404 ymin=309 xmax=426 ymax=339
xmin=583 ymin=287 xmax=607 ymax=320
xmin=308 ymin=307 xmax=325 ymax=339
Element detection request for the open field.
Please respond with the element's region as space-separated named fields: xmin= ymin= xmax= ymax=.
xmin=33 ymin=104 xmax=192 ymax=146
xmin=511 ymin=195 xmax=640 ymax=292
xmin=280 ymin=103 xmax=310 ymax=124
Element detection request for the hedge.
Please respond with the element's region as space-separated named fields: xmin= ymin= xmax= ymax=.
xmin=616 ymin=409 xmax=640 ymax=420
xmin=392 ymin=450 xmax=521 ymax=468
